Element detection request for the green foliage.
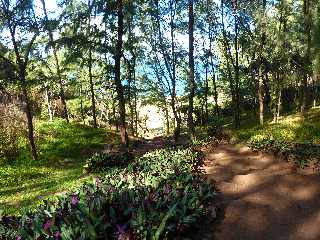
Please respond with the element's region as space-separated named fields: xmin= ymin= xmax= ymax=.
xmin=235 ymin=109 xmax=320 ymax=144
xmin=0 ymin=120 xmax=120 ymax=215
xmin=248 ymin=135 xmax=290 ymax=153
xmin=67 ymin=98 xmax=91 ymax=122
xmin=33 ymin=119 xmax=120 ymax=163
xmin=235 ymin=109 xmax=320 ymax=168
xmin=84 ymin=152 xmax=133 ymax=173
xmin=0 ymin=104 xmax=26 ymax=163
xmin=0 ymin=148 xmax=215 ymax=239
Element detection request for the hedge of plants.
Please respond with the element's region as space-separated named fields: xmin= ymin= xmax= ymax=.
xmin=0 ymin=147 xmax=216 ymax=239
xmin=83 ymin=151 xmax=133 ymax=173
xmin=248 ymin=135 xmax=320 ymax=168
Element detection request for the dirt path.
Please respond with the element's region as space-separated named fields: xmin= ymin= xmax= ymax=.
xmin=203 ymin=143 xmax=320 ymax=240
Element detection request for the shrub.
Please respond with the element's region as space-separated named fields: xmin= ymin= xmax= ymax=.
xmin=248 ymin=135 xmax=291 ymax=153
xmin=0 ymin=103 xmax=26 ymax=162
xmin=248 ymin=135 xmax=320 ymax=169
xmin=0 ymin=148 xmax=215 ymax=239
xmin=84 ymin=151 xmax=133 ymax=173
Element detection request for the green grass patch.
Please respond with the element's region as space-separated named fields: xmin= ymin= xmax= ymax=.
xmin=233 ymin=108 xmax=320 ymax=144
xmin=0 ymin=119 xmax=120 ymax=215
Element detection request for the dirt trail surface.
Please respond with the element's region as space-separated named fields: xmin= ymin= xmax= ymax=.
xmin=204 ymin=143 xmax=320 ymax=240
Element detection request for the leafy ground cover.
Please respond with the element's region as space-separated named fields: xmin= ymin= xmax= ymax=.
xmin=233 ymin=108 xmax=320 ymax=143
xmin=231 ymin=108 xmax=320 ymax=167
xmin=0 ymin=147 xmax=215 ymax=239
xmin=0 ymin=119 xmax=120 ymax=215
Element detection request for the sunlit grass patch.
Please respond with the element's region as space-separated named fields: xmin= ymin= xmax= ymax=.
xmin=234 ymin=108 xmax=320 ymax=144
xmin=0 ymin=119 xmax=120 ymax=215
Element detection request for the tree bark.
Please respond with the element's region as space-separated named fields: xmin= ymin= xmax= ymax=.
xmin=208 ymin=0 xmax=219 ymax=116
xmin=21 ymin=71 xmax=38 ymax=160
xmin=301 ymin=0 xmax=311 ymax=119
xmin=258 ymin=0 xmax=266 ymax=125
xmin=9 ymin=25 xmax=38 ymax=160
xmin=45 ymin=83 xmax=53 ymax=121
xmin=169 ymin=0 xmax=181 ymax=141
xmin=204 ymin=57 xmax=209 ymax=124
xmin=115 ymin=0 xmax=128 ymax=146
xmin=79 ymin=83 xmax=85 ymax=124
xmin=87 ymin=0 xmax=97 ymax=128
xmin=154 ymin=0 xmax=181 ymax=141
xmin=258 ymin=67 xmax=264 ymax=125
xmin=88 ymin=48 xmax=97 ymax=128
xmin=221 ymin=0 xmax=238 ymax=128
xmin=127 ymin=17 xmax=136 ymax=136
xmin=164 ymin=105 xmax=170 ymax=135
xmin=188 ymin=0 xmax=195 ymax=138
xmin=277 ymin=89 xmax=282 ymax=123
xmin=233 ymin=2 xmax=240 ymax=128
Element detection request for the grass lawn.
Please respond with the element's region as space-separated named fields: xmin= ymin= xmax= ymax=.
xmin=0 ymin=119 xmax=120 ymax=215
xmin=233 ymin=107 xmax=320 ymax=144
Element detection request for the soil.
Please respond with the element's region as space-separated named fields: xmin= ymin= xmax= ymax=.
xmin=202 ymin=143 xmax=320 ymax=240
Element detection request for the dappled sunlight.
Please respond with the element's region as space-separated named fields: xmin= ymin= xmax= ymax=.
xmin=291 ymin=184 xmax=319 ymax=201
xmin=0 ymin=165 xmax=92 ymax=214
xmin=0 ymin=120 xmax=118 ymax=215
xmin=235 ymin=108 xmax=320 ymax=144
xmin=205 ymin=143 xmax=320 ymax=240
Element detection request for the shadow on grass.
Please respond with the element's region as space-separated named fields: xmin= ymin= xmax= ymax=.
xmin=233 ymin=108 xmax=320 ymax=144
xmin=0 ymin=119 xmax=120 ymax=215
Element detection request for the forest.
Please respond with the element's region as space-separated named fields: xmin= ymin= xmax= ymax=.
xmin=1 ymin=0 xmax=320 ymax=239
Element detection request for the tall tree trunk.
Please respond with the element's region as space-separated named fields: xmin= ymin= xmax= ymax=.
xmin=9 ymin=25 xmax=38 ymax=160
xmin=312 ymin=76 xmax=317 ymax=107
xmin=87 ymin=1 xmax=97 ymax=128
xmin=164 ymin=105 xmax=170 ymax=135
xmin=258 ymin=67 xmax=264 ymax=125
xmin=134 ymin=91 xmax=138 ymax=136
xmin=154 ymin=0 xmax=180 ymax=141
xmin=170 ymin=0 xmax=181 ymax=141
xmin=301 ymin=0 xmax=311 ymax=119
xmin=127 ymin=64 xmax=134 ymax=135
xmin=208 ymin=0 xmax=219 ymax=115
xmin=40 ymin=0 xmax=68 ymax=122
xmin=112 ymin=97 xmax=118 ymax=131
xmin=221 ymin=0 xmax=238 ymax=128
xmin=79 ymin=83 xmax=85 ymax=124
xmin=115 ymin=0 xmax=128 ymax=146
xmin=204 ymin=57 xmax=209 ymax=124
xmin=127 ymin=18 xmax=136 ymax=136
xmin=45 ymin=83 xmax=53 ymax=121
xmin=188 ymin=0 xmax=195 ymax=138
xmin=277 ymin=88 xmax=282 ymax=123
xmin=210 ymin=52 xmax=219 ymax=115
xmin=233 ymin=1 xmax=240 ymax=128
xmin=131 ymin=58 xmax=136 ymax=136
xmin=21 ymin=70 xmax=38 ymax=160
xmin=258 ymin=0 xmax=266 ymax=125
xmin=88 ymin=48 xmax=97 ymax=128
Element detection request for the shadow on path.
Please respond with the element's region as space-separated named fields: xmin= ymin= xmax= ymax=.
xmin=203 ymin=143 xmax=320 ymax=240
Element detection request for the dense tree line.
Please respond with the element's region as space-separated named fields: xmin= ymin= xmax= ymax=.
xmin=1 ymin=0 xmax=320 ymax=159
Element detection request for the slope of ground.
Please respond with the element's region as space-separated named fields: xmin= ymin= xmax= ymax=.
xmin=0 ymin=120 xmax=121 ymax=215
xmin=234 ymin=107 xmax=320 ymax=144
xmin=203 ymin=143 xmax=320 ymax=240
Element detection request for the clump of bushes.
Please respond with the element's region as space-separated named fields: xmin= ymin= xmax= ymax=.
xmin=0 ymin=103 xmax=26 ymax=162
xmin=0 ymin=148 xmax=216 ymax=239
xmin=248 ymin=135 xmax=291 ymax=153
xmin=84 ymin=151 xmax=133 ymax=173
xmin=207 ymin=119 xmax=230 ymax=142
xmin=248 ymin=135 xmax=320 ymax=168
xmin=191 ymin=136 xmax=218 ymax=149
